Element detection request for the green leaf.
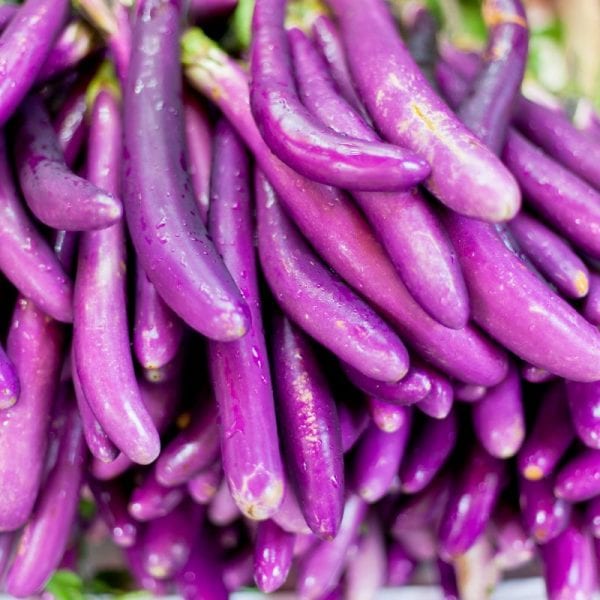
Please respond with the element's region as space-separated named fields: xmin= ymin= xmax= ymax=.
xmin=78 ymin=497 xmax=97 ymax=521
xmin=45 ymin=570 xmax=85 ymax=600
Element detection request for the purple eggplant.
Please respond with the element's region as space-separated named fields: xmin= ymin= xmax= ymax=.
xmin=328 ymin=0 xmax=520 ymax=222
xmin=519 ymin=477 xmax=570 ymax=544
xmin=399 ymin=412 xmax=457 ymax=494
xmin=74 ymin=88 xmax=160 ymax=465
xmin=583 ymin=273 xmax=600 ymax=326
xmin=386 ymin=541 xmax=416 ymax=586
xmin=208 ymin=478 xmax=241 ymax=527
xmin=555 ymin=447 xmax=600 ymax=502
xmin=5 ymin=401 xmax=86 ymax=596
xmin=181 ymin=28 xmax=510 ymax=387
xmin=368 ymin=397 xmax=408 ymax=433
xmin=472 ymin=363 xmax=524 ymax=458
xmin=338 ymin=401 xmax=369 ymax=453
xmin=351 ymin=414 xmax=411 ymax=503
xmin=223 ymin=546 xmax=253 ymax=592
xmin=271 ymin=483 xmax=312 ymax=536
xmin=405 ymin=4 xmax=439 ymax=84
xmin=53 ymin=75 xmax=89 ymax=167
xmin=123 ymin=0 xmax=249 ymax=341
xmin=253 ymin=519 xmax=295 ymax=593
xmin=16 ymin=95 xmax=122 ymax=231
xmin=567 ymin=380 xmax=600 ymax=449
xmin=207 ymin=122 xmax=283 ymax=520
xmin=517 ymin=384 xmax=574 ymax=480
xmin=272 ymin=315 xmax=344 ymax=539
xmin=437 ymin=444 xmax=506 ymax=559
xmin=416 ymin=367 xmax=454 ymax=419
xmin=187 ymin=463 xmax=222 ymax=505
xmin=249 ymin=0 xmax=429 ymax=192
xmin=492 ymin=506 xmax=535 ymax=570
xmin=437 ymin=559 xmax=459 ymax=600
xmin=125 ymin=541 xmax=170 ymax=597
xmin=289 ymin=25 xmax=469 ymax=329
xmin=0 ymin=0 xmax=68 ymax=125
xmin=521 ymin=363 xmax=555 ymax=383
xmin=455 ymin=383 xmax=487 ymax=403
xmin=586 ymin=495 xmax=600 ymax=538
xmin=129 ymin=470 xmax=185 ymax=522
xmin=0 ymin=4 xmax=16 ymax=30
xmin=510 ymin=212 xmax=590 ymax=298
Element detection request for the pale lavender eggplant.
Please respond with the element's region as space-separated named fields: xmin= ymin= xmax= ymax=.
xmin=567 ymin=380 xmax=600 ymax=449
xmin=519 ymin=477 xmax=570 ymax=544
xmin=555 ymin=447 xmax=600 ymax=502
xmin=492 ymin=506 xmax=535 ymax=570
xmin=125 ymin=542 xmax=170 ymax=596
xmin=53 ymin=77 xmax=89 ymax=167
xmin=272 ymin=315 xmax=344 ymax=539
xmin=454 ymin=383 xmax=487 ymax=403
xmin=208 ymin=478 xmax=240 ymax=527
xmin=129 ymin=471 xmax=186 ymax=522
xmin=386 ymin=541 xmax=416 ymax=586
xmin=0 ymin=0 xmax=68 ymax=125
xmin=16 ymin=95 xmax=122 ymax=231
xmin=338 ymin=401 xmax=369 ymax=453
xmin=517 ymin=385 xmax=574 ymax=480
xmin=509 ymin=212 xmax=590 ymax=298
xmin=184 ymin=92 xmax=212 ymax=224
xmin=37 ymin=19 xmax=97 ymax=82
xmin=540 ymin=517 xmax=596 ymax=600
xmin=155 ymin=399 xmax=220 ymax=487
xmin=416 ymin=366 xmax=454 ymax=419
xmin=472 ymin=363 xmax=524 ymax=458
xmin=187 ymin=463 xmax=222 ymax=505
xmin=250 ymin=0 xmax=430 ymax=192
xmin=89 ymin=478 xmax=138 ymax=548
xmin=437 ymin=444 xmax=506 ymax=559
xmin=344 ymin=515 xmax=386 ymax=600
xmin=586 ymin=495 xmax=600 ymax=538
xmin=181 ymin=33 xmax=509 ymax=386
xmin=208 ymin=123 xmax=283 ymax=520
xmin=289 ymin=26 xmax=469 ymax=329
xmin=253 ymin=519 xmax=295 ymax=593
xmin=141 ymin=501 xmax=202 ymax=580
xmin=74 ymin=89 xmax=160 ymax=466
xmin=0 ymin=134 xmax=73 ymax=324
xmin=297 ymin=495 xmax=367 ymax=600
xmin=399 ymin=412 xmax=457 ymax=494
xmin=133 ymin=266 xmax=184 ymax=371
xmin=0 ymin=296 xmax=65 ymax=530
xmin=5 ymin=401 xmax=85 ymax=597
xmin=343 ymin=362 xmax=431 ymax=405
xmin=257 ymin=171 xmax=408 ymax=383
xmin=123 ymin=0 xmax=249 ymax=341
xmin=521 ymin=363 xmax=554 ymax=383
xmin=583 ymin=273 xmax=600 ymax=326
xmin=271 ymin=483 xmax=312 ymax=535
xmin=368 ymin=397 xmax=408 ymax=433
xmin=328 ymin=0 xmax=520 ymax=221
xmin=352 ymin=414 xmax=411 ymax=503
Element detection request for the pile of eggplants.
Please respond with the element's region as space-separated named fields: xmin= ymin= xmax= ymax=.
xmin=0 ymin=0 xmax=600 ymax=597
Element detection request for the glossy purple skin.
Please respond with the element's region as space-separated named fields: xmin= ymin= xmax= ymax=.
xmin=187 ymin=463 xmax=222 ymax=505
xmin=289 ymin=26 xmax=469 ymax=330
xmin=182 ymin=37 xmax=509 ymax=386
xmin=472 ymin=363 xmax=524 ymax=458
xmin=74 ymin=90 xmax=159 ymax=466
xmin=6 ymin=401 xmax=85 ymax=596
xmin=344 ymin=516 xmax=386 ymax=600
xmin=343 ymin=362 xmax=431 ymax=405
xmin=454 ymin=383 xmax=487 ymax=403
xmin=184 ymin=92 xmax=212 ymax=224
xmin=555 ymin=447 xmax=600 ymax=502
xmin=271 ymin=483 xmax=312 ymax=535
xmin=519 ymin=477 xmax=570 ymax=544
xmin=400 ymin=412 xmax=457 ymax=494
xmin=368 ymin=397 xmax=408 ymax=433
xmin=583 ymin=273 xmax=600 ymax=326
xmin=437 ymin=559 xmax=459 ymax=599
xmin=518 ymin=385 xmax=574 ymax=480
xmin=0 ymin=0 xmax=68 ymax=125
xmin=0 ymin=4 xmax=16 ymax=30
xmin=0 ymin=342 xmax=19 ymax=410
xmin=208 ymin=478 xmax=240 ymax=527
xmin=458 ymin=0 xmax=528 ymax=154
xmin=272 ymin=316 xmax=344 ymax=539
xmin=311 ymin=16 xmax=366 ymax=116
xmin=352 ymin=413 xmax=411 ymax=503
xmin=141 ymin=501 xmax=202 ymax=580
xmin=133 ymin=266 xmax=184 ymax=371
xmin=129 ymin=470 xmax=185 ymax=522
xmin=37 ymin=19 xmax=97 ymax=82
xmin=503 ymin=131 xmax=600 ymax=259
xmin=250 ymin=0 xmax=429 ymax=192
xmin=16 ymin=95 xmax=122 ymax=231
xmin=521 ymin=363 xmax=554 ymax=383
xmin=445 ymin=212 xmax=600 ymax=381
xmin=155 ymin=400 xmax=220 ymax=487
xmin=510 ymin=212 xmax=589 ymax=299
xmin=54 ymin=77 xmax=89 ymax=167
xmin=123 ymin=0 xmax=249 ymax=341
xmin=0 ymin=297 xmax=64 ymax=530
xmin=0 ymin=135 xmax=73 ymax=323
xmin=125 ymin=543 xmax=170 ymax=597
xmin=207 ymin=124 xmax=283 ymax=521
xmin=540 ymin=517 xmax=596 ymax=600
xmin=89 ymin=479 xmax=138 ymax=548
xmin=586 ymin=495 xmax=600 ymax=537
xmin=416 ymin=366 xmax=454 ymax=419
xmin=297 ymin=495 xmax=367 ymax=600
xmin=257 ymin=172 xmax=408 ymax=383
xmin=514 ymin=96 xmax=600 ymax=191
xmin=567 ymin=380 xmax=600 ymax=449
xmin=386 ymin=541 xmax=416 ymax=586
xmin=437 ymin=444 xmax=505 ymax=559
xmin=329 ymin=0 xmax=520 ymax=221
xmin=338 ymin=401 xmax=369 ymax=453
xmin=405 ymin=5 xmax=438 ymax=83
xmin=253 ymin=519 xmax=295 ymax=593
